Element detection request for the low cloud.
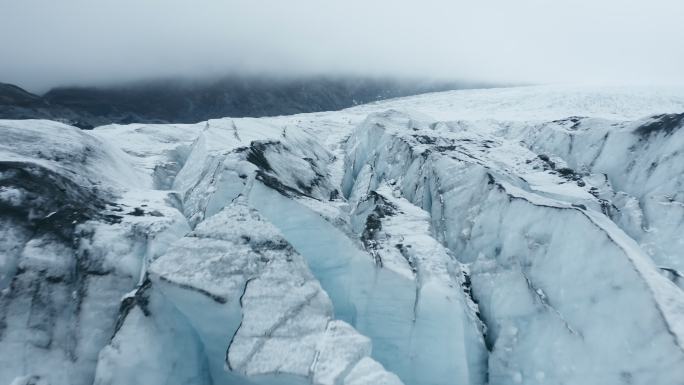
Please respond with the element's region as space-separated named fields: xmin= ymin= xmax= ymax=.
xmin=2 ymin=0 xmax=683 ymax=92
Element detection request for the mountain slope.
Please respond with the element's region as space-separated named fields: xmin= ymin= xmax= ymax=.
xmin=2 ymin=85 xmax=684 ymax=385
xmin=0 ymin=77 xmax=483 ymax=128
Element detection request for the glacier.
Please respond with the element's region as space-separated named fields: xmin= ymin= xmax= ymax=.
xmin=1 ymin=85 xmax=684 ymax=385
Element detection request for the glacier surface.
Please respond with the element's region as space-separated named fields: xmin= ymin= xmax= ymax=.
xmin=1 ymin=85 xmax=684 ymax=385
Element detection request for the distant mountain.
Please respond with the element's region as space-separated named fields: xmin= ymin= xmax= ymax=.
xmin=0 ymin=82 xmax=44 ymax=106
xmin=0 ymin=83 xmax=95 ymax=128
xmin=0 ymin=77 xmax=488 ymax=128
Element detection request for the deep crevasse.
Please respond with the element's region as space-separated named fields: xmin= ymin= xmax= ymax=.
xmin=92 ymin=119 xmax=408 ymax=385
xmin=249 ymin=182 xmax=487 ymax=385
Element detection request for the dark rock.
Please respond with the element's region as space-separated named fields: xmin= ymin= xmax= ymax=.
xmin=1 ymin=77 xmax=492 ymax=128
xmin=128 ymin=207 xmax=145 ymax=216
xmin=633 ymin=113 xmax=684 ymax=138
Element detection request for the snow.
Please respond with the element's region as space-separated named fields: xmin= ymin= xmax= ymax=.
xmin=2 ymin=84 xmax=684 ymax=385
xmin=348 ymin=84 xmax=684 ymax=122
xmin=343 ymin=357 xmax=403 ymax=385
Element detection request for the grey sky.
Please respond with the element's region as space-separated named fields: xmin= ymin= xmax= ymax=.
xmin=1 ymin=0 xmax=683 ymax=92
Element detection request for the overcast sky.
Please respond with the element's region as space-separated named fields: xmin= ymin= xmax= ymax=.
xmin=1 ymin=0 xmax=683 ymax=92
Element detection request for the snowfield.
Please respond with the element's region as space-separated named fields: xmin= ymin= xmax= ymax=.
xmin=1 ymin=85 xmax=684 ymax=385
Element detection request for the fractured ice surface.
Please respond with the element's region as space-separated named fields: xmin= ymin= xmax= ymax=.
xmin=349 ymin=184 xmax=488 ymax=385
xmin=102 ymin=201 xmax=401 ymax=385
xmin=509 ymin=113 xmax=684 ymax=288
xmin=343 ymin=110 xmax=684 ymax=385
xmin=3 ymin=85 xmax=684 ymax=385
xmin=0 ymin=121 xmax=190 ymax=385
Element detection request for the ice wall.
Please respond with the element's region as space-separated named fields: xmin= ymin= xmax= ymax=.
xmin=343 ymin=110 xmax=684 ymax=385
xmin=0 ymin=120 xmax=190 ymax=385
xmin=512 ymin=113 xmax=684 ymax=287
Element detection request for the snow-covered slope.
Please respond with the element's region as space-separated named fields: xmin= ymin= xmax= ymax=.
xmin=2 ymin=85 xmax=684 ymax=385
